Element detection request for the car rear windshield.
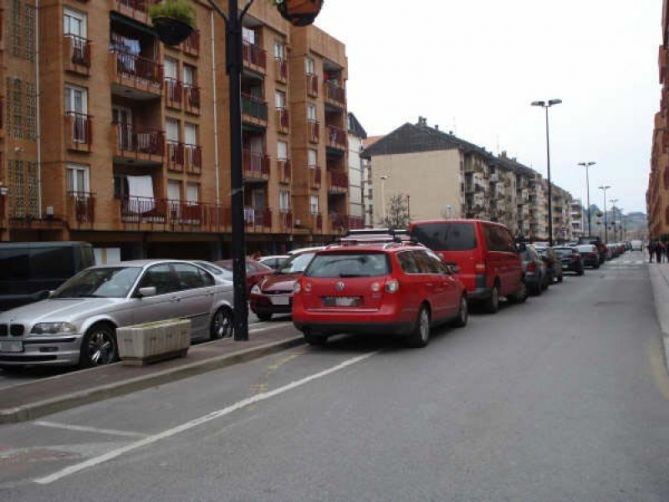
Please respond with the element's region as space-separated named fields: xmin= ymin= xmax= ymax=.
xmin=576 ymin=245 xmax=595 ymax=253
xmin=553 ymin=248 xmax=574 ymax=257
xmin=411 ymin=223 xmax=476 ymax=251
xmin=305 ymin=253 xmax=390 ymax=278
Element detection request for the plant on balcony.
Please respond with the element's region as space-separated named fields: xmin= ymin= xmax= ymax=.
xmin=150 ymin=0 xmax=196 ymax=46
xmin=270 ymin=0 xmax=324 ymax=26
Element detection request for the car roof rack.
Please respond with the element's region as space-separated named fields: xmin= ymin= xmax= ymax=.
xmin=336 ymin=228 xmax=419 ymax=245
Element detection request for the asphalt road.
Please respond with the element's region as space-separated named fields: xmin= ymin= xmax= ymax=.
xmin=1 ymin=252 xmax=669 ymax=501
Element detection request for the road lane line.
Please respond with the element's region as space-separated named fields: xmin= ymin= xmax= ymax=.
xmin=34 ymin=350 xmax=378 ymax=485
xmin=33 ymin=421 xmax=148 ymax=439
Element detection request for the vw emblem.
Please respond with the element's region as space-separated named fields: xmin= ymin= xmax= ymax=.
xmin=335 ymin=281 xmax=345 ymax=291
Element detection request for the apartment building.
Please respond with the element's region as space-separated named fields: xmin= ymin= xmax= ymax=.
xmin=648 ymin=0 xmax=669 ymax=238
xmin=362 ymin=118 xmax=575 ymax=241
xmin=0 ymin=0 xmax=350 ymax=259
xmin=346 ymin=112 xmax=366 ymax=230
xmin=570 ymin=199 xmax=584 ymax=238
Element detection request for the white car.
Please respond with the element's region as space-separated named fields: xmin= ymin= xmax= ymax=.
xmin=630 ymin=240 xmax=643 ymax=251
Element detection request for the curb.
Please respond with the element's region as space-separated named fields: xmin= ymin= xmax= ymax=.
xmin=648 ymin=265 xmax=669 ymax=373
xmin=0 ymin=335 xmax=304 ymax=424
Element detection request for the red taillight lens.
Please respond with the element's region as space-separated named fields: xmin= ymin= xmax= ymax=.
xmin=527 ymin=262 xmax=537 ymax=273
xmin=475 ymin=263 xmax=486 ymax=273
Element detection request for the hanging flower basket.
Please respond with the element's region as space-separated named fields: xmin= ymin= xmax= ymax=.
xmin=150 ymin=0 xmax=196 ymax=46
xmin=274 ymin=0 xmax=324 ymax=27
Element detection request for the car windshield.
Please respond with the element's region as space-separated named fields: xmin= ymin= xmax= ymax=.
xmin=51 ymin=267 xmax=142 ymax=299
xmin=576 ymin=245 xmax=595 ymax=253
xmin=305 ymin=253 xmax=390 ymax=278
xmin=279 ymin=252 xmax=317 ymax=274
xmin=553 ymin=248 xmax=574 ymax=257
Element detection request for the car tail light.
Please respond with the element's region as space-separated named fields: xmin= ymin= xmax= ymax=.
xmin=527 ymin=262 xmax=537 ymax=273
xmin=304 ymin=282 xmax=312 ymax=293
xmin=475 ymin=263 xmax=486 ymax=273
xmin=385 ymin=279 xmax=400 ymax=294
xmin=371 ymin=282 xmax=381 ymax=292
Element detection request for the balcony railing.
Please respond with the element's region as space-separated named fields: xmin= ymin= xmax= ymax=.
xmin=64 ymin=34 xmax=91 ymax=73
xmin=278 ymin=159 xmax=291 ymax=184
xmin=67 ymin=192 xmax=95 ymax=225
xmin=330 ymin=213 xmax=350 ymax=233
xmin=166 ymin=141 xmax=185 ymax=172
xmin=279 ymin=211 xmax=293 ymax=232
xmin=327 ymin=125 xmax=347 ymax=150
xmin=111 ymin=49 xmax=163 ymax=88
xmin=121 ymin=196 xmax=231 ymax=232
xmin=164 ymin=78 xmax=183 ymax=109
xmin=242 ymin=94 xmax=268 ymax=122
xmin=244 ymin=207 xmax=272 ymax=231
xmin=307 ymin=73 xmax=319 ymax=97
xmin=308 ymin=120 xmax=320 ymax=143
xmin=348 ymin=215 xmax=365 ymax=230
xmin=185 ymin=144 xmax=202 ymax=174
xmin=242 ymin=42 xmax=266 ymax=70
xmin=115 ymin=124 xmax=165 ymax=159
xmin=324 ymin=81 xmax=346 ymax=106
xmin=114 ymin=0 xmax=159 ymax=21
xmin=65 ymin=112 xmax=92 ymax=152
xmin=328 ymin=171 xmax=348 ymax=192
xmin=275 ymin=58 xmax=288 ymax=82
xmin=276 ymin=107 xmax=290 ymax=133
xmin=314 ymin=212 xmax=323 ymax=232
xmin=243 ymin=150 xmax=271 ymax=180
xmin=184 ymin=85 xmax=200 ymax=113
xmin=182 ymin=30 xmax=200 ymax=56
xmin=309 ymin=166 xmax=322 ymax=188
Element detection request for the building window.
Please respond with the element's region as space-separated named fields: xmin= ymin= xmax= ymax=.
xmin=66 ymin=164 xmax=90 ymax=194
xmin=26 ymin=82 xmax=36 ymax=140
xmin=310 ymin=195 xmax=319 ymax=215
xmin=8 ymin=160 xmax=39 ymax=218
xmin=275 ymin=90 xmax=286 ymax=109
xmin=308 ymin=149 xmax=317 ymax=168
xmin=273 ymin=40 xmax=285 ymax=60
xmin=279 ymin=190 xmax=290 ymax=213
xmin=184 ymin=123 xmax=198 ymax=145
xmin=166 ymin=118 xmax=180 ymax=142
xmin=11 ymin=0 xmax=21 ymax=58
xmin=242 ymin=26 xmax=256 ymax=45
xmin=164 ymin=57 xmax=178 ymax=80
xmin=183 ymin=64 xmax=196 ymax=86
xmin=64 ymin=7 xmax=86 ymax=37
xmin=8 ymin=77 xmax=23 ymax=139
xmin=167 ymin=180 xmax=181 ymax=201
xmin=186 ymin=183 xmax=199 ymax=205
xmin=305 ymin=56 xmax=315 ymax=75
xmin=307 ymin=103 xmax=317 ymax=121
xmin=64 ymin=84 xmax=88 ymax=114
xmin=277 ymin=141 xmax=288 ymax=161
xmin=24 ymin=4 xmax=35 ymax=61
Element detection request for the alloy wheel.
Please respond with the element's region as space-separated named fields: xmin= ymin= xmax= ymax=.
xmin=86 ymin=331 xmax=115 ymax=366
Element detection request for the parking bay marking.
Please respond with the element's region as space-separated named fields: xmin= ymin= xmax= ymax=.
xmin=33 ymin=421 xmax=148 ymax=439
xmin=34 ymin=350 xmax=379 ymax=485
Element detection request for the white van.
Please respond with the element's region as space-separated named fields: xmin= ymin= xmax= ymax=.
xmin=630 ymin=240 xmax=643 ymax=251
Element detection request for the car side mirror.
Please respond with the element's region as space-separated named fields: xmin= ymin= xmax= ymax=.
xmin=445 ymin=262 xmax=460 ymax=274
xmin=137 ymin=286 xmax=157 ymax=298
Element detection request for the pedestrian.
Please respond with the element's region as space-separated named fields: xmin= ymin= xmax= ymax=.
xmin=648 ymin=240 xmax=655 ymax=263
xmin=656 ymin=241 xmax=664 ymax=264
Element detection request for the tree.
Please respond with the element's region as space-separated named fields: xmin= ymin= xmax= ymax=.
xmin=380 ymin=193 xmax=409 ymax=229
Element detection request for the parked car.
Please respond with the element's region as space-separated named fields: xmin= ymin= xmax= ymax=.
xmin=292 ymin=241 xmax=468 ymax=347
xmin=215 ymin=259 xmax=274 ymax=294
xmin=631 ymin=240 xmax=643 ymax=251
xmin=575 ymin=244 xmax=600 ymax=269
xmin=554 ymin=247 xmax=585 ymax=275
xmin=0 ymin=260 xmax=235 ymax=368
xmin=257 ymin=255 xmax=289 ymax=271
xmin=0 ymin=242 xmax=96 ymax=312
xmin=536 ymin=246 xmax=563 ymax=284
xmin=520 ymin=245 xmax=549 ymax=295
xmin=409 ymin=219 xmax=527 ymax=313
xmin=249 ymin=247 xmax=324 ymax=321
xmin=578 ymin=236 xmax=607 ymax=264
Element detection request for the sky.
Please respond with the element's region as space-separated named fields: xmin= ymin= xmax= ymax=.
xmin=315 ymin=0 xmax=662 ymax=214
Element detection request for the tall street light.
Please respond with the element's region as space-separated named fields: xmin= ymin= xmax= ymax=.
xmin=380 ymin=175 xmax=388 ymax=224
xmin=599 ymin=185 xmax=611 ymax=243
xmin=578 ymin=161 xmax=596 ymax=236
xmin=609 ymin=198 xmax=618 ymax=241
xmin=532 ymin=99 xmax=562 ymax=246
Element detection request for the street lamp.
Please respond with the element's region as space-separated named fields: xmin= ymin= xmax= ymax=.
xmin=380 ymin=175 xmax=388 ymax=224
xmin=531 ymin=98 xmax=562 ymax=246
xmin=578 ymin=161 xmax=596 ymax=236
xmin=598 ymin=185 xmax=611 ymax=243
xmin=609 ymin=199 xmax=618 ymax=241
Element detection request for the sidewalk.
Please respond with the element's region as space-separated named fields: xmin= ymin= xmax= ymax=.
xmin=648 ymin=263 xmax=669 ymax=372
xmin=0 ymin=323 xmax=303 ymax=424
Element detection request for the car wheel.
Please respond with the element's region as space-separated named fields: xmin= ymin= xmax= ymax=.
xmin=577 ymin=267 xmax=585 ymax=276
xmin=406 ymin=305 xmax=431 ymax=348
xmin=508 ymin=281 xmax=528 ymax=304
xmin=451 ymin=296 xmax=469 ymax=328
xmin=80 ymin=324 xmax=117 ymax=369
xmin=211 ymin=307 xmax=234 ymax=340
xmin=303 ymin=329 xmax=327 ymax=346
xmin=557 ymin=274 xmax=563 ymax=283
xmin=256 ymin=312 xmax=272 ymax=322
xmin=594 ymin=263 xmax=600 ymax=270
xmin=483 ymin=284 xmax=500 ymax=314
xmin=530 ymin=282 xmax=542 ymax=296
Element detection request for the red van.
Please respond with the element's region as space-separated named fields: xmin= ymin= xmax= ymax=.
xmin=408 ymin=219 xmax=527 ymax=313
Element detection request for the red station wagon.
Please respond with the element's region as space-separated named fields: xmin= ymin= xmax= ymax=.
xmin=409 ymin=219 xmax=527 ymax=313
xmin=292 ymin=241 xmax=468 ymax=347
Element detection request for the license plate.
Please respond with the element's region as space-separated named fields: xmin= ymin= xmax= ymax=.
xmin=0 ymin=341 xmax=23 ymax=353
xmin=270 ymin=295 xmax=290 ymax=306
xmin=323 ymin=297 xmax=360 ymax=307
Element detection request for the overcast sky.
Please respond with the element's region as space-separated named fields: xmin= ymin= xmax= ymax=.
xmin=315 ymin=0 xmax=661 ymax=213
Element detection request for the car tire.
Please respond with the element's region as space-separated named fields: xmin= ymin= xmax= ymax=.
xmin=483 ymin=284 xmax=500 ymax=314
xmin=557 ymin=275 xmax=563 ymax=283
xmin=79 ymin=324 xmax=118 ymax=369
xmin=406 ymin=305 xmax=431 ymax=348
xmin=451 ymin=295 xmax=469 ymax=328
xmin=577 ymin=267 xmax=585 ymax=276
xmin=594 ymin=263 xmax=600 ymax=270
xmin=508 ymin=281 xmax=528 ymax=304
xmin=256 ymin=312 xmax=272 ymax=322
xmin=530 ymin=282 xmax=542 ymax=296
xmin=211 ymin=307 xmax=234 ymax=340
xmin=303 ymin=329 xmax=327 ymax=346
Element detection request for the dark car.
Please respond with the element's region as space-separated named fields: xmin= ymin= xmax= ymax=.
xmin=215 ymin=259 xmax=273 ymax=294
xmin=536 ymin=247 xmax=563 ymax=284
xmin=554 ymin=247 xmax=585 ymax=275
xmin=520 ymin=244 xmax=549 ymax=295
xmin=575 ymin=244 xmax=600 ymax=269
xmin=0 ymin=242 xmax=95 ymax=312
xmin=578 ymin=236 xmax=607 ymax=264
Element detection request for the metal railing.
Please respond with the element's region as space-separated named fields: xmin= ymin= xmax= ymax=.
xmin=111 ymin=49 xmax=163 ymax=86
xmin=65 ymin=34 xmax=91 ymax=68
xmin=324 ymin=81 xmax=346 ymax=105
xmin=329 ymin=171 xmax=348 ymax=190
xmin=242 ymin=94 xmax=268 ymax=121
xmin=115 ymin=124 xmax=165 ymax=157
xmin=185 ymin=144 xmax=202 ymax=174
xmin=120 ymin=196 xmax=231 ymax=232
xmin=278 ymin=159 xmax=291 ymax=183
xmin=279 ymin=211 xmax=293 ymax=231
xmin=182 ymin=30 xmax=200 ymax=55
xmin=307 ymin=73 xmax=319 ymax=96
xmin=115 ymin=0 xmax=159 ymax=14
xmin=164 ymin=78 xmax=183 ymax=107
xmin=308 ymin=120 xmax=320 ymax=143
xmin=327 ymin=125 xmax=347 ymax=150
xmin=242 ymin=41 xmax=266 ymax=69
xmin=166 ymin=140 xmax=185 ymax=172
xmin=244 ymin=207 xmax=272 ymax=229
xmin=276 ymin=107 xmax=290 ymax=130
xmin=65 ymin=112 xmax=92 ymax=147
xmin=184 ymin=85 xmax=200 ymax=111
xmin=275 ymin=58 xmax=288 ymax=81
xmin=243 ymin=149 xmax=270 ymax=179
xmin=67 ymin=192 xmax=95 ymax=224
xmin=309 ymin=166 xmax=322 ymax=187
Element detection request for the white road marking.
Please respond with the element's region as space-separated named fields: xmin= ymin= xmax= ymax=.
xmin=34 ymin=350 xmax=378 ymax=485
xmin=249 ymin=322 xmax=291 ymax=334
xmin=33 ymin=421 xmax=147 ymax=439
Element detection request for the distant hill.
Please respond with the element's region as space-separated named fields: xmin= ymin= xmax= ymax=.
xmin=583 ymin=206 xmax=647 ymax=240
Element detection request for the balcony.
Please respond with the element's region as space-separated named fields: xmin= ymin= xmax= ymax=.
xmin=242 ymin=42 xmax=266 ymax=72
xmin=64 ymin=35 xmax=91 ymax=75
xmin=330 ymin=213 xmax=349 ymax=234
xmin=324 ymin=81 xmax=346 ymax=108
xmin=110 ymin=50 xmax=163 ymax=97
xmin=114 ymin=124 xmax=165 ymax=164
xmin=65 ymin=112 xmax=93 ymax=153
xmin=243 ymin=150 xmax=270 ymax=182
xmin=182 ymin=30 xmax=200 ymax=57
xmin=113 ymin=0 xmax=159 ymax=25
xmin=66 ymin=192 xmax=96 ymax=227
xmin=166 ymin=141 xmax=185 ymax=172
xmin=348 ymin=215 xmax=364 ymax=230
xmin=312 ymin=212 xmax=323 ymax=233
xmin=276 ymin=107 xmax=290 ymax=134
xmin=164 ymin=78 xmax=183 ymax=109
xmin=184 ymin=85 xmax=200 ymax=114
xmin=307 ymin=73 xmax=319 ymax=97
xmin=308 ymin=120 xmax=320 ymax=143
xmin=242 ymin=94 xmax=268 ymax=127
xmin=326 ymin=125 xmax=347 ymax=151
xmin=279 ymin=211 xmax=293 ymax=232
xmin=328 ymin=171 xmax=348 ymax=193
xmin=244 ymin=207 xmax=272 ymax=232
xmin=278 ymin=159 xmax=291 ymax=184
xmin=275 ymin=58 xmax=288 ymax=83
xmin=120 ymin=197 xmax=231 ymax=233
xmin=185 ymin=144 xmax=202 ymax=174
xmin=309 ymin=167 xmax=322 ymax=188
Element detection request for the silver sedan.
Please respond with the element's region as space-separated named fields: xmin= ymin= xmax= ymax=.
xmin=0 ymin=260 xmax=235 ymax=368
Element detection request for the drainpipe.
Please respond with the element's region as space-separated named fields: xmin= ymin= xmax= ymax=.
xmin=210 ymin=11 xmax=221 ymax=208
xmin=35 ymin=0 xmax=43 ymax=217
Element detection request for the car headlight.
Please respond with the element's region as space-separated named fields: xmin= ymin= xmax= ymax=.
xmin=250 ymin=284 xmax=262 ymax=295
xmin=31 ymin=322 xmax=78 ymax=335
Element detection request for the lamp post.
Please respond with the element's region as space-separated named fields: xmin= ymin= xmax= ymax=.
xmin=609 ymin=199 xmax=618 ymax=241
xmin=599 ymin=185 xmax=611 ymax=243
xmin=531 ymin=99 xmax=562 ymax=246
xmin=380 ymin=175 xmax=388 ymax=224
xmin=578 ymin=161 xmax=596 ymax=236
